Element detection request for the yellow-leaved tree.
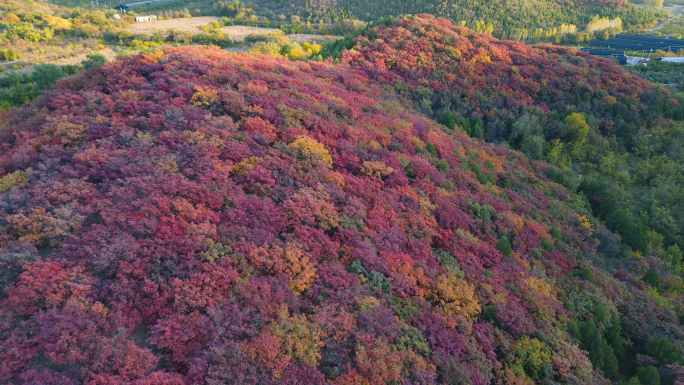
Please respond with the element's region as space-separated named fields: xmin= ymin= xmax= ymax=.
xmin=271 ymin=309 xmax=323 ymax=368
xmin=431 ymin=272 xmax=480 ymax=321
xmin=289 ymin=135 xmax=333 ymax=168
xmin=510 ymin=337 xmax=553 ymax=380
xmin=282 ymin=244 xmax=317 ymax=295
xmin=564 ymin=112 xmax=589 ymax=149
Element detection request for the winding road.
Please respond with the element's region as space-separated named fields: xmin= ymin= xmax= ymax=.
xmin=648 ymin=6 xmax=684 ymax=33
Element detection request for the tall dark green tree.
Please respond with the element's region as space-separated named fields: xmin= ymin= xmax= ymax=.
xmin=578 ymin=320 xmax=620 ymax=380
xmin=33 ymin=63 xmax=64 ymax=91
xmin=642 ymin=269 xmax=661 ymax=292
xmin=83 ymin=52 xmax=107 ymax=69
xmin=471 ymin=117 xmax=484 ymax=139
xmin=637 ymin=366 xmax=660 ymax=385
xmin=645 ymin=337 xmax=683 ymax=366
xmin=496 ymin=236 xmax=512 ymax=256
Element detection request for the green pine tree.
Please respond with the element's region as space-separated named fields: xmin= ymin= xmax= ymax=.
xmin=496 ymin=236 xmax=512 ymax=256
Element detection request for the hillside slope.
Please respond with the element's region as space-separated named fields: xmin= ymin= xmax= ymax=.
xmin=332 ymin=15 xmax=684 ymax=268
xmin=0 ymin=44 xmax=683 ymax=384
xmin=248 ymin=0 xmax=665 ymax=34
xmin=334 ymin=14 xmax=665 ymax=145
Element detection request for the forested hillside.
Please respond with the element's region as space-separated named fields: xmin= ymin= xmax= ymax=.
xmin=329 ymin=15 xmax=684 ymax=274
xmin=0 ymin=32 xmax=683 ymax=384
xmin=0 ymin=0 xmax=123 ymax=62
xmin=248 ymin=0 xmax=666 ymax=37
xmin=3 ymin=12 xmax=684 ymax=385
xmin=65 ymin=0 xmax=666 ymax=39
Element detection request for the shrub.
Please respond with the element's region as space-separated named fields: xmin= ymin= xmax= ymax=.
xmin=82 ymin=51 xmax=107 ymax=69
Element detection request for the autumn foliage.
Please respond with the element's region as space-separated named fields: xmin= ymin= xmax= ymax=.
xmin=340 ymin=15 xmax=669 ymax=150
xmin=0 ymin=26 xmax=683 ymax=384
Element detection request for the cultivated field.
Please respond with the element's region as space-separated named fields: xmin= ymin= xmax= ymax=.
xmin=220 ymin=25 xmax=279 ymax=41
xmin=288 ymin=33 xmax=340 ymax=43
xmin=221 ymin=25 xmax=339 ymax=43
xmin=221 ymin=26 xmax=338 ymax=42
xmin=125 ymin=16 xmax=222 ymax=36
xmin=125 ymin=19 xmax=339 ymax=43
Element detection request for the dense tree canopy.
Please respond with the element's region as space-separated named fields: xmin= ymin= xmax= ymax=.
xmin=1 ymin=17 xmax=684 ymax=384
xmin=331 ymin=15 xmax=684 ymax=267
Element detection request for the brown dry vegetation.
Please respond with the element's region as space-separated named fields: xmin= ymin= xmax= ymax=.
xmin=221 ymin=26 xmax=338 ymax=42
xmin=125 ymin=19 xmax=338 ymax=42
xmin=124 ymin=16 xmax=222 ymax=36
xmin=219 ymin=25 xmax=279 ymax=40
xmin=287 ymin=33 xmax=340 ymax=43
xmin=0 ymin=48 xmax=118 ymax=76
xmin=43 ymin=47 xmax=118 ymax=66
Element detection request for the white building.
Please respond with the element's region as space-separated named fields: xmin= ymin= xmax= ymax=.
xmin=113 ymin=13 xmax=120 ymax=19
xmin=661 ymin=57 xmax=684 ymax=63
xmin=135 ymin=15 xmax=157 ymax=22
